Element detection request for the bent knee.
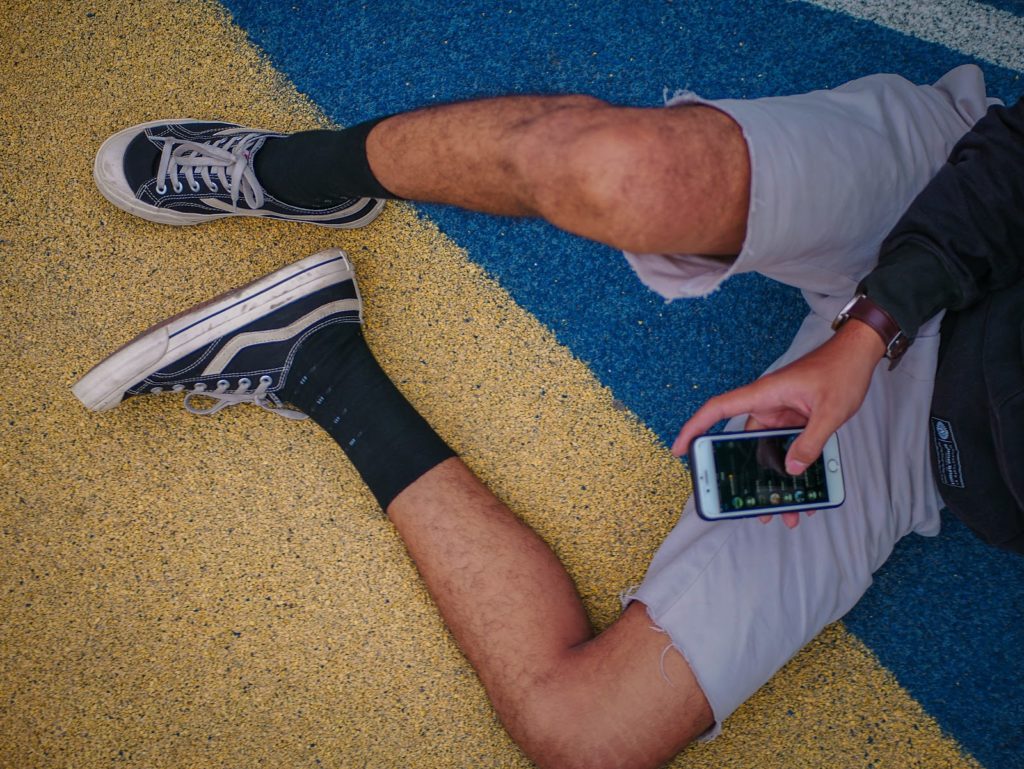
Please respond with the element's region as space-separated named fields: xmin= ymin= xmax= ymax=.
xmin=509 ymin=695 xmax=629 ymax=769
xmin=498 ymin=604 xmax=712 ymax=769
xmin=508 ymin=669 xmax=698 ymax=769
xmin=516 ymin=105 xmax=749 ymax=254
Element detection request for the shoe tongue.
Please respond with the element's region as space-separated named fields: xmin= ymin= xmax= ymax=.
xmin=243 ymin=134 xmax=270 ymax=169
xmin=123 ymin=131 xmax=163 ymax=191
xmin=246 ymin=133 xmax=271 ymax=170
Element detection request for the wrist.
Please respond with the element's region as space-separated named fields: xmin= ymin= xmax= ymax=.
xmin=834 ymin=317 xmax=887 ymax=360
xmin=831 ymin=293 xmax=911 ymax=369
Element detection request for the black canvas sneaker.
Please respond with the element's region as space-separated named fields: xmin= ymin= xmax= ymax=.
xmin=94 ymin=119 xmax=385 ymax=228
xmin=73 ymin=248 xmax=361 ymax=418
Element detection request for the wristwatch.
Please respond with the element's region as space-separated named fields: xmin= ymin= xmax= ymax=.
xmin=831 ymin=294 xmax=910 ymax=370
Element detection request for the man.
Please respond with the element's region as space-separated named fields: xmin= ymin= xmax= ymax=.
xmin=76 ymin=65 xmax=995 ymax=769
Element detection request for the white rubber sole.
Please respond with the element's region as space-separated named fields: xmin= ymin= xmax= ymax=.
xmin=93 ymin=119 xmax=386 ymax=228
xmin=73 ymin=248 xmax=359 ymax=412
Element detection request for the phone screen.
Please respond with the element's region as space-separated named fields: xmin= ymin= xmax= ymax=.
xmin=712 ymin=434 xmax=831 ymax=514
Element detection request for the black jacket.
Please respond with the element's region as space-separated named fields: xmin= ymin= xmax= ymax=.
xmin=859 ymin=98 xmax=1024 ymax=552
xmin=859 ymin=98 xmax=1023 ymax=336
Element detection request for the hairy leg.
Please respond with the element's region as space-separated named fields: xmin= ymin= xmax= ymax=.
xmin=367 ymin=96 xmax=750 ymax=255
xmin=388 ymin=457 xmax=712 ymax=769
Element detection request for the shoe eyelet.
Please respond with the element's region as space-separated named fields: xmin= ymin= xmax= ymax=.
xmin=189 ymin=182 xmax=201 ymax=192
xmin=155 ymin=185 xmax=167 ymax=195
xmin=172 ymin=182 xmax=184 ymax=194
xmin=193 ymin=382 xmax=207 ymax=392
xmin=209 ymin=183 xmax=219 ymax=192
xmin=150 ymin=386 xmax=164 ymax=393
xmin=238 ymin=377 xmax=251 ymax=388
xmin=259 ymin=375 xmax=272 ymax=385
xmin=217 ymin=379 xmax=230 ymax=389
xmin=171 ymin=384 xmax=185 ymax=392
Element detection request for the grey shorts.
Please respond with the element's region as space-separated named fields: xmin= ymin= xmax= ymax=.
xmin=622 ymin=65 xmax=997 ymax=736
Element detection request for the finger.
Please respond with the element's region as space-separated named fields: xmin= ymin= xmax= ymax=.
xmin=744 ymin=415 xmax=766 ymax=431
xmin=673 ymin=390 xmax=758 ymax=456
xmin=806 ymin=510 xmax=817 ymax=517
xmin=758 ymin=515 xmax=772 ymax=524
xmin=782 ymin=512 xmax=800 ymax=529
xmin=673 ymin=400 xmax=729 ymax=456
xmin=785 ymin=412 xmax=837 ymax=475
xmin=747 ymin=409 xmax=812 ymax=431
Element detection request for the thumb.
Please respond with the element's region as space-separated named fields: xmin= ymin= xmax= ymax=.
xmin=784 ymin=415 xmax=833 ymax=475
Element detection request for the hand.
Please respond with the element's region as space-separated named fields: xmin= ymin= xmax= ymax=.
xmin=673 ymin=320 xmax=886 ymax=529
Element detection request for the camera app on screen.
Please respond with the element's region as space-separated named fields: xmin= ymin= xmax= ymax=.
xmin=712 ymin=435 xmax=829 ymax=512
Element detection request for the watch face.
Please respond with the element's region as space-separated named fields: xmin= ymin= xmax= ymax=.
xmin=831 ymin=294 xmax=864 ymax=331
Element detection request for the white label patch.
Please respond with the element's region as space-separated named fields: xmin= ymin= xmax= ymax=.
xmin=931 ymin=417 xmax=965 ymax=489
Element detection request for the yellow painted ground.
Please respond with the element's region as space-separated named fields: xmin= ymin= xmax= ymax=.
xmin=0 ymin=1 xmax=980 ymax=767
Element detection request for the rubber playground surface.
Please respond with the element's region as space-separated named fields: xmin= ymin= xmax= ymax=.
xmin=1 ymin=1 xmax=1022 ymax=767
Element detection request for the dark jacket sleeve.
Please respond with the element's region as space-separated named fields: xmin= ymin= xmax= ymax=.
xmin=858 ymin=99 xmax=1024 ymax=338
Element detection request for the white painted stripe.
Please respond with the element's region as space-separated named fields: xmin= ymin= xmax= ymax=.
xmin=801 ymin=0 xmax=1024 ymax=72
xmin=201 ymin=298 xmax=361 ymax=375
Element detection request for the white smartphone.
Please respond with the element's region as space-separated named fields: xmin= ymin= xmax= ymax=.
xmin=689 ymin=428 xmax=845 ymax=521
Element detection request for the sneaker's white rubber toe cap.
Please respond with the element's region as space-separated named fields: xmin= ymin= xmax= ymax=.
xmin=93 ymin=118 xmax=208 ymax=225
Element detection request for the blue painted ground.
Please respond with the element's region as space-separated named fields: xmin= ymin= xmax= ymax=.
xmin=218 ymin=1 xmax=1024 ymax=765
xmin=981 ymin=0 xmax=1024 ymax=16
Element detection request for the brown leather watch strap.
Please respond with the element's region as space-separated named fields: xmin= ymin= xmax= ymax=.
xmin=832 ymin=294 xmax=910 ymax=369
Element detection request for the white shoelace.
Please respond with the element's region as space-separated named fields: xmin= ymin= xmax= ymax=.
xmin=160 ymin=377 xmax=307 ymax=420
xmin=155 ymin=131 xmax=267 ymax=210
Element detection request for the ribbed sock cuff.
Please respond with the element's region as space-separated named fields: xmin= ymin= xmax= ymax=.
xmin=255 ymin=116 xmax=403 ymax=209
xmin=282 ymin=324 xmax=455 ymax=510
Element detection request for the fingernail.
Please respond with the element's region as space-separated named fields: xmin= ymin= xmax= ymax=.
xmin=786 ymin=459 xmax=807 ymax=475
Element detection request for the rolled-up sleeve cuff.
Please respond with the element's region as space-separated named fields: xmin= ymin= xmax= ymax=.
xmin=857 ymin=242 xmax=961 ymax=339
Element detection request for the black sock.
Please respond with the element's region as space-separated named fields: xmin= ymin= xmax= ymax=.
xmin=280 ymin=322 xmax=455 ymax=511
xmin=254 ymin=117 xmax=403 ymax=209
